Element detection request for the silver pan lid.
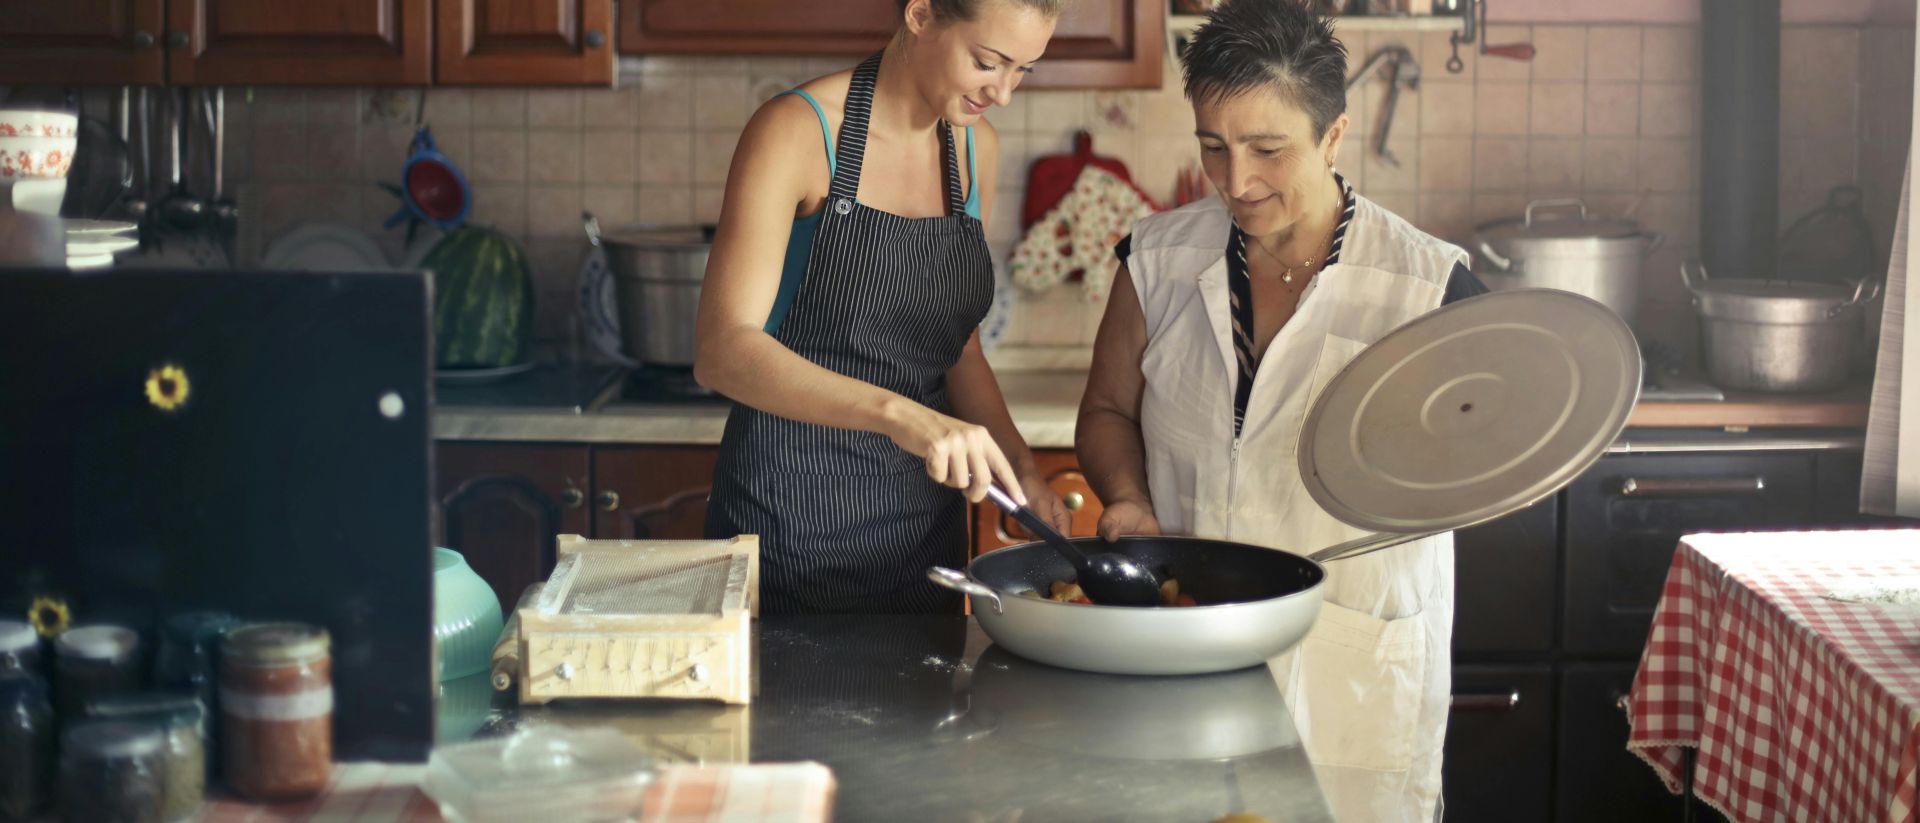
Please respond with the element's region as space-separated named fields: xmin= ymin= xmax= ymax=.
xmin=1298 ymin=289 xmax=1641 ymax=534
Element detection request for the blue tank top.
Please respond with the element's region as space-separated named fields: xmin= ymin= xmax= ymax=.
xmin=763 ymin=89 xmax=979 ymax=334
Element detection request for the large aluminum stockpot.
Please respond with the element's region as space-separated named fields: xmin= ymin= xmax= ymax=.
xmin=1682 ymin=261 xmax=1881 ymax=393
xmin=601 ymin=225 xmax=712 ymax=367
xmin=1474 ymin=198 xmax=1662 ymax=327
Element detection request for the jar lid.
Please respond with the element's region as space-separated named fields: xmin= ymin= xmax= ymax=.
xmin=86 ymin=691 xmax=207 ymax=729
xmin=0 ymin=619 xmax=35 ymax=654
xmin=56 ymin=625 xmax=139 ymax=661
xmin=163 ymin=610 xmax=241 ymax=647
xmin=65 ymin=720 xmax=166 ymax=759
xmin=223 ymin=622 xmax=330 ymax=665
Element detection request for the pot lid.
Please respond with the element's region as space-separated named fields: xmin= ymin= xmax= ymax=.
xmin=1476 ymin=198 xmax=1644 ymax=244
xmin=1298 ymin=289 xmax=1642 ymax=534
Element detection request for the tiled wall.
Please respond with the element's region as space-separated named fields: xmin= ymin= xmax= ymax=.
xmin=216 ymin=20 xmax=1907 ymax=367
xmin=1781 ymin=25 xmax=1915 ymax=276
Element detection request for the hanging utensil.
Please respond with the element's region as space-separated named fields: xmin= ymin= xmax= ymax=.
xmin=983 ymin=485 xmax=1163 ymax=607
xmin=1444 ymin=0 xmax=1536 ymax=74
xmin=207 ymin=88 xmax=238 ymax=249
xmin=156 ymin=88 xmax=205 ymax=232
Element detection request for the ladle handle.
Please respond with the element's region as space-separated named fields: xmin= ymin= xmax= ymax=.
xmin=985 ymin=486 xmax=1086 ymax=564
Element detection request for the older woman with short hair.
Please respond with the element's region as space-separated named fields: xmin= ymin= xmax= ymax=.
xmin=1076 ymin=1 xmax=1485 ymax=818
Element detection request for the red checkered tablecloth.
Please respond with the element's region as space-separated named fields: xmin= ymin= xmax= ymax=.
xmin=1626 ymin=530 xmax=1920 ymax=823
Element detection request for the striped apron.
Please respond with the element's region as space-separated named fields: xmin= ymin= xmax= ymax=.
xmin=704 ymin=53 xmax=994 ymax=615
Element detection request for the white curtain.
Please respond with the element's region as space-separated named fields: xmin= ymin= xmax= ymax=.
xmin=1862 ymin=18 xmax=1920 ymax=517
xmin=1862 ymin=164 xmax=1914 ymax=515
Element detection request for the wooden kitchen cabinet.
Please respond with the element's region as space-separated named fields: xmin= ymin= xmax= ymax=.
xmin=620 ymin=0 xmax=1163 ymax=89
xmin=591 ymin=445 xmax=718 ymax=540
xmin=167 ymin=0 xmax=432 ymax=85
xmin=438 ymin=0 xmax=615 ymax=85
xmin=436 ymin=442 xmax=592 ymax=613
xmin=971 ymin=449 xmax=1104 ymax=554
xmin=0 ymin=0 xmax=168 ymax=85
xmin=1444 ymin=665 xmax=1555 ymax=823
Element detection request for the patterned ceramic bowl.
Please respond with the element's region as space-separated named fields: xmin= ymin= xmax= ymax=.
xmin=0 ymin=135 xmax=78 ymax=179
xmin=0 ymin=110 xmax=78 ymax=138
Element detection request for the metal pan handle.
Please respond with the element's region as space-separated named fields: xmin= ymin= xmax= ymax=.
xmin=927 ymin=567 xmax=1003 ymax=615
xmin=1680 ymin=259 xmax=1710 ymax=292
xmin=1475 ymin=239 xmax=1513 ymax=272
xmin=1524 ymin=197 xmax=1588 ymax=226
xmin=1308 ymin=530 xmax=1439 ymax=564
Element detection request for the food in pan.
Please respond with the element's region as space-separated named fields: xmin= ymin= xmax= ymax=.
xmin=1020 ymin=578 xmax=1198 ymax=607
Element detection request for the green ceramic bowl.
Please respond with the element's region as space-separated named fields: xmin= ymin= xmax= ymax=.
xmin=434 ymin=547 xmax=504 ymax=682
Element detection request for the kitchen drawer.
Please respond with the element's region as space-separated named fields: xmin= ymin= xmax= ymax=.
xmin=1443 ymin=665 xmax=1554 ymax=822
xmin=1453 ymin=499 xmax=1559 ymax=655
xmin=1555 ymin=663 xmax=1688 ymax=823
xmin=1562 ymin=453 xmax=1816 ymax=655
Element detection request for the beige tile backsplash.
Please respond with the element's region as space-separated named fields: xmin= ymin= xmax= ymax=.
xmin=221 ymin=20 xmax=1908 ymax=362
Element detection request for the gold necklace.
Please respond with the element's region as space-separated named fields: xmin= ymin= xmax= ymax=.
xmin=1249 ymin=188 xmax=1342 ymax=284
xmin=1251 ymin=223 xmax=1334 ymax=284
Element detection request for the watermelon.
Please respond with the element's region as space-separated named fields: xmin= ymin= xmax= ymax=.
xmin=423 ymin=226 xmax=534 ymax=369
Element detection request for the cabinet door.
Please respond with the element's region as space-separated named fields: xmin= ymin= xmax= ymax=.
xmin=436 ymin=442 xmax=591 ymax=613
xmin=1453 ymin=497 xmax=1558 ymax=655
xmin=0 ymin=0 xmax=166 ymax=85
xmin=168 ymin=0 xmax=431 ymax=85
xmin=972 ymin=449 xmax=1105 ymax=554
xmin=438 ymin=0 xmax=615 ymax=85
xmin=620 ymin=0 xmax=1161 ymax=89
xmin=1444 ymin=665 xmax=1554 ymax=823
xmin=1562 ymin=452 xmax=1817 ymax=655
xmin=1556 ymin=663 xmax=1689 ymax=823
xmin=592 ymin=446 xmax=718 ymax=540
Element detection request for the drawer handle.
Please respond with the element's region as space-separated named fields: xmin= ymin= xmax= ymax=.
xmin=561 ymin=487 xmax=585 ymax=509
xmin=1616 ymin=693 xmax=1631 ymax=713
xmin=1617 ymin=476 xmax=1767 ymax=497
xmin=597 ymin=490 xmax=621 ymax=511
xmin=1063 ymin=491 xmax=1085 ymax=511
xmin=1451 ymin=690 xmax=1521 ymax=712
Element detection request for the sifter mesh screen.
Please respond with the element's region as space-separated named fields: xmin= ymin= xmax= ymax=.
xmin=557 ymin=554 xmax=734 ymax=615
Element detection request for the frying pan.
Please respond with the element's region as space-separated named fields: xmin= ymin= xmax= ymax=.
xmin=930 ymin=289 xmax=1643 ymax=675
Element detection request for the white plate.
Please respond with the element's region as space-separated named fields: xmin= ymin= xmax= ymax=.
xmin=576 ymin=244 xmax=636 ymax=365
xmin=263 ymin=222 xmax=391 ymax=272
xmin=434 ymin=361 xmax=537 ymax=384
xmin=66 ymin=235 xmax=140 ymax=256
xmin=63 ymin=218 xmax=138 ymax=236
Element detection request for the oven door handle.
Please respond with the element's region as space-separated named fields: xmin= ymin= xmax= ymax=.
xmin=1616 ymin=476 xmax=1767 ymax=497
xmin=1451 ymin=690 xmax=1522 ymax=712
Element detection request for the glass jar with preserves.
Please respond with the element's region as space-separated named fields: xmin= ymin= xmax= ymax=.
xmin=85 ymin=694 xmax=206 ymax=823
xmin=54 ymin=625 xmax=141 ymax=719
xmin=221 ymin=623 xmax=331 ymax=800
xmin=60 ymin=720 xmax=166 ymax=823
xmin=155 ymin=611 xmax=237 ymax=780
xmin=0 ymin=674 xmax=54 ymax=822
xmin=0 ymin=621 xmax=41 ymax=680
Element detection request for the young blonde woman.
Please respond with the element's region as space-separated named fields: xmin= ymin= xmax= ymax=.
xmin=695 ymin=0 xmax=1070 ymax=614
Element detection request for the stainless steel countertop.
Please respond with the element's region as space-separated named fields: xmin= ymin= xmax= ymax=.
xmin=442 ymin=615 xmax=1335 ymax=823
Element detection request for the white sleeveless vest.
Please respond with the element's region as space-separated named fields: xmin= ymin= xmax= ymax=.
xmin=1124 ymin=194 xmax=1470 ymax=822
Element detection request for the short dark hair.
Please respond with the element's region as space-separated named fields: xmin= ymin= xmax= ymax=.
xmin=1183 ymin=0 xmax=1349 ymax=140
xmin=897 ymin=0 xmax=1063 ymax=25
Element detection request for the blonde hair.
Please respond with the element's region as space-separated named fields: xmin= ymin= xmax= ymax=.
xmin=898 ymin=0 xmax=1063 ymax=24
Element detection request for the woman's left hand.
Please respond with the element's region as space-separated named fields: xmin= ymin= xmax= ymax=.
xmin=1018 ymin=472 xmax=1073 ymax=535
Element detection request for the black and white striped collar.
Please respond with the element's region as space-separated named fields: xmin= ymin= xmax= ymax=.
xmin=1227 ymin=170 xmax=1356 ymax=270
